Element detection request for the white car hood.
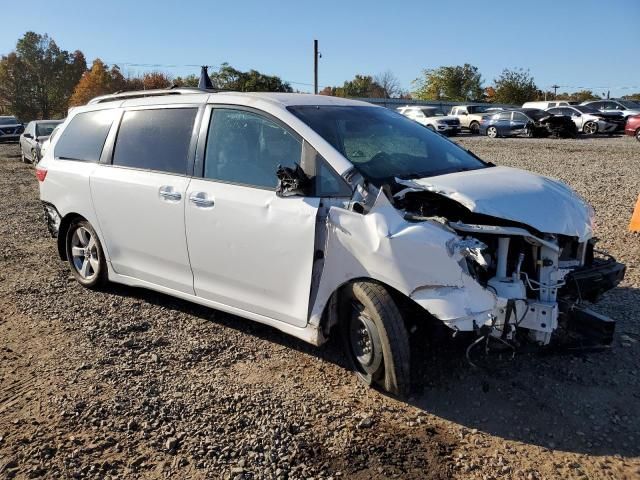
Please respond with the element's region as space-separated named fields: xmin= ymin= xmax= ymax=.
xmin=396 ymin=166 xmax=594 ymax=241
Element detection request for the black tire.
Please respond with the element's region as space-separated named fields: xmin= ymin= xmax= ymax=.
xmin=425 ymin=124 xmax=436 ymax=131
xmin=65 ymin=219 xmax=107 ymax=289
xmin=340 ymin=281 xmax=410 ymax=397
xmin=635 ymin=128 xmax=640 ymax=142
xmin=583 ymin=121 xmax=598 ymax=135
xmin=486 ymin=126 xmax=499 ymax=138
xmin=523 ymin=126 xmax=534 ymax=138
xmin=469 ymin=121 xmax=480 ymax=134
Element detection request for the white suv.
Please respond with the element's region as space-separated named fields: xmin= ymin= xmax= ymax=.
xmin=396 ymin=106 xmax=461 ymax=135
xmin=38 ymin=89 xmax=625 ymax=396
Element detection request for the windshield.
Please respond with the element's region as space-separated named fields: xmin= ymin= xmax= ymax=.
xmin=0 ymin=117 xmax=18 ymax=125
xmin=36 ymin=121 xmax=62 ymax=136
xmin=288 ymin=105 xmax=487 ymax=184
xmin=467 ymin=105 xmax=493 ymax=114
xmin=421 ymin=108 xmax=444 ymax=117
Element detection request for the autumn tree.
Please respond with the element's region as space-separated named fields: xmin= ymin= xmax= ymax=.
xmin=69 ymin=59 xmax=126 ymax=106
xmin=0 ymin=32 xmax=86 ymax=119
xmin=412 ymin=64 xmax=483 ymax=101
xmin=492 ymin=68 xmax=538 ymax=105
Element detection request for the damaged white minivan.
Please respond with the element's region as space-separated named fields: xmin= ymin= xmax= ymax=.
xmin=38 ymin=90 xmax=626 ymax=396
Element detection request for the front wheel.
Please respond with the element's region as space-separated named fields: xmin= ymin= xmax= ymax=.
xmin=469 ymin=121 xmax=480 ymax=134
xmin=340 ymin=282 xmax=410 ymax=397
xmin=65 ymin=219 xmax=107 ymax=288
xmin=426 ymin=124 xmax=436 ymax=132
xmin=583 ymin=121 xmax=598 ymax=135
xmin=486 ymin=126 xmax=498 ymax=138
xmin=635 ymin=128 xmax=640 ymax=142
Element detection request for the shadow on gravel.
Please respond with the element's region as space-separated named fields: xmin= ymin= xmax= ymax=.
xmin=103 ymin=281 xmax=639 ymax=459
xmin=408 ymin=285 xmax=640 ymax=459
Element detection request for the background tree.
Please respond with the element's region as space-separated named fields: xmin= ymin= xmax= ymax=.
xmin=554 ymin=90 xmax=600 ymax=102
xmin=374 ymin=70 xmax=401 ymax=98
xmin=622 ymin=92 xmax=640 ymax=101
xmin=68 ymin=59 xmax=126 ymax=106
xmin=492 ymin=68 xmax=538 ymax=105
xmin=412 ymin=64 xmax=483 ymax=101
xmin=0 ymin=32 xmax=86 ymax=119
xmin=210 ymin=63 xmax=292 ymax=92
xmin=173 ymin=74 xmax=199 ymax=87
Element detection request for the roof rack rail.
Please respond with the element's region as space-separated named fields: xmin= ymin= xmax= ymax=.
xmin=86 ymin=87 xmax=215 ymax=105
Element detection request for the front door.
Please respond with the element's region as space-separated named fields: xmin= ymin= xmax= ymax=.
xmin=91 ymin=106 xmax=199 ymax=294
xmin=185 ymin=108 xmax=320 ymax=327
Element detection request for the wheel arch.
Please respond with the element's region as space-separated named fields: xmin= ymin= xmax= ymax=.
xmin=57 ymin=212 xmax=86 ymax=260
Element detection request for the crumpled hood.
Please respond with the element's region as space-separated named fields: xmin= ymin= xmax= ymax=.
xmin=396 ymin=166 xmax=594 ymax=241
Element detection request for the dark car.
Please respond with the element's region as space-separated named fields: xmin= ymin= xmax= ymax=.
xmin=625 ymin=114 xmax=640 ymax=142
xmin=0 ymin=116 xmax=24 ymax=142
xmin=479 ymin=108 xmax=577 ymax=139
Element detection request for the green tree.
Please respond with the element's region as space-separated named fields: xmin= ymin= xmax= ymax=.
xmin=492 ymin=68 xmax=538 ymax=105
xmin=412 ymin=64 xmax=483 ymax=101
xmin=210 ymin=63 xmax=292 ymax=92
xmin=622 ymin=92 xmax=640 ymax=101
xmin=173 ymin=74 xmax=199 ymax=87
xmin=554 ymin=90 xmax=599 ymax=102
xmin=0 ymin=32 xmax=86 ymax=119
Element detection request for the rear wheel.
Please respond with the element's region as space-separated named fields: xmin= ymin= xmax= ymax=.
xmin=635 ymin=128 xmax=640 ymax=142
xmin=340 ymin=281 xmax=410 ymax=397
xmin=583 ymin=121 xmax=598 ymax=135
xmin=469 ymin=121 xmax=480 ymax=134
xmin=65 ymin=219 xmax=107 ymax=288
xmin=486 ymin=126 xmax=498 ymax=138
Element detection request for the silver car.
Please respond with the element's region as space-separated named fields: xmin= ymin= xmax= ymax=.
xmin=19 ymin=120 xmax=63 ymax=163
xmin=546 ymin=105 xmax=621 ymax=135
xmin=581 ymin=99 xmax=640 ymax=119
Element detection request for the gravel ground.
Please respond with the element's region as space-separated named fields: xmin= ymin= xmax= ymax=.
xmin=0 ymin=135 xmax=639 ymax=480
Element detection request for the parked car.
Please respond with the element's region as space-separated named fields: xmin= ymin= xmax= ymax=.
xmin=37 ymin=89 xmax=625 ymax=396
xmin=396 ymin=106 xmax=461 ymax=135
xmin=522 ymin=101 xmax=579 ymax=109
xmin=449 ymin=105 xmax=505 ymax=134
xmin=0 ymin=116 xmax=24 ymax=142
xmin=480 ymin=108 xmax=577 ymax=138
xmin=581 ymin=99 xmax=640 ymax=119
xmin=624 ymin=114 xmax=640 ymax=141
xmin=546 ymin=105 xmax=622 ymax=135
xmin=20 ymin=120 xmax=63 ymax=163
xmin=38 ymin=124 xmax=63 ymax=160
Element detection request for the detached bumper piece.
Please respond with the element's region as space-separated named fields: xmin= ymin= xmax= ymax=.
xmin=562 ymin=257 xmax=626 ymax=302
xmin=564 ymin=304 xmax=616 ymax=346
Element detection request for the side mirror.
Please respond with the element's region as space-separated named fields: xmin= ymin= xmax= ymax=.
xmin=276 ymin=164 xmax=311 ymax=197
xmin=460 ymin=112 xmax=468 ymax=116
xmin=24 ymin=133 xmax=33 ymax=139
xmin=573 ymin=113 xmax=581 ymax=117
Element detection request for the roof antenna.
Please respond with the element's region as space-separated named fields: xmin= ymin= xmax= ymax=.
xmin=199 ymin=65 xmax=214 ymax=90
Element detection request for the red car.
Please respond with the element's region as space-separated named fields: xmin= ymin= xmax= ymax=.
xmin=625 ymin=114 xmax=640 ymax=141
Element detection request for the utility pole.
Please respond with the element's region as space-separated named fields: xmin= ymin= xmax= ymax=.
xmin=551 ymin=84 xmax=560 ymax=99
xmin=313 ymin=39 xmax=319 ymax=95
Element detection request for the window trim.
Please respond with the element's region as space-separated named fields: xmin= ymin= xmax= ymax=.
xmin=105 ymin=104 xmax=204 ymax=177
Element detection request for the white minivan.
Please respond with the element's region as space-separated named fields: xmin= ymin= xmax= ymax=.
xmin=38 ymin=89 xmax=625 ymax=396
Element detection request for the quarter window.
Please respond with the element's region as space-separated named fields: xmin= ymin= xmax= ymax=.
xmin=112 ymin=108 xmax=197 ymax=175
xmin=55 ymin=110 xmax=117 ymax=162
xmin=204 ymin=109 xmax=302 ymax=189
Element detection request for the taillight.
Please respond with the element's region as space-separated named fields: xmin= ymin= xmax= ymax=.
xmin=35 ymin=167 xmax=47 ymax=182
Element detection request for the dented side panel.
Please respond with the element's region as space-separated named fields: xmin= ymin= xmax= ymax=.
xmin=309 ymin=192 xmax=498 ymax=327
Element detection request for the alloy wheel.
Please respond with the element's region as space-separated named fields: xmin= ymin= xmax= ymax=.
xmin=70 ymin=226 xmax=99 ymax=281
xmin=487 ymin=126 xmax=498 ymax=138
xmin=583 ymin=122 xmax=598 ymax=135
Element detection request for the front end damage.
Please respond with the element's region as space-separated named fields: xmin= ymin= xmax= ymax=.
xmin=311 ymin=166 xmax=625 ymax=355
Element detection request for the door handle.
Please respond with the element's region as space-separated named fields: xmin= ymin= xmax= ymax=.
xmin=189 ymin=192 xmax=215 ymax=208
xmin=159 ymin=186 xmax=182 ymax=202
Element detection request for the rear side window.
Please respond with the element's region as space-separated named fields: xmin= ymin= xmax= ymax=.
xmin=55 ymin=110 xmax=116 ymax=162
xmin=112 ymin=108 xmax=197 ymax=175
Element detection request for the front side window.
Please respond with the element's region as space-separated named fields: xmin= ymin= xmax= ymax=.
xmin=55 ymin=110 xmax=117 ymax=162
xmin=204 ymin=109 xmax=301 ymax=189
xmin=112 ymin=108 xmax=197 ymax=175
xmin=288 ymin=105 xmax=486 ymax=185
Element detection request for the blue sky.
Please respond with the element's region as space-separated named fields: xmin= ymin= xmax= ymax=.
xmin=2 ymin=0 xmax=639 ymax=97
